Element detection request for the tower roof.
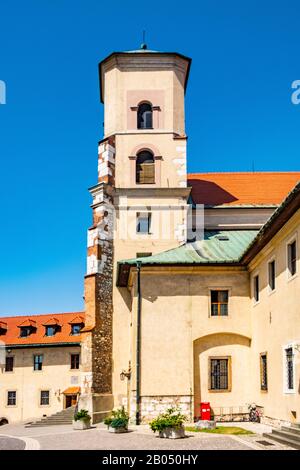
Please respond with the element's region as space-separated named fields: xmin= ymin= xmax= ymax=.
xmin=98 ymin=48 xmax=192 ymax=103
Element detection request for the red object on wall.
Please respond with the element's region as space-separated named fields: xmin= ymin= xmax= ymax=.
xmin=200 ymin=402 xmax=211 ymax=420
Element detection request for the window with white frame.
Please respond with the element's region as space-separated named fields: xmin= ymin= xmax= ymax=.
xmin=284 ymin=346 xmax=295 ymax=392
xmin=40 ymin=390 xmax=50 ymax=406
xmin=7 ymin=391 xmax=16 ymax=406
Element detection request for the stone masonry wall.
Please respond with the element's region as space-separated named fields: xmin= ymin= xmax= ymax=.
xmin=128 ymin=394 xmax=193 ymax=424
xmin=80 ymin=136 xmax=115 ymax=405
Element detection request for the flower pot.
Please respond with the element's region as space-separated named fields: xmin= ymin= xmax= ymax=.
xmin=72 ymin=418 xmax=91 ymax=430
xmin=108 ymin=425 xmax=128 ymax=433
xmin=158 ymin=426 xmax=185 ymax=439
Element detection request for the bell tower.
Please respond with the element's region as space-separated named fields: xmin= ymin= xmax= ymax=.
xmin=79 ymin=46 xmax=191 ymax=423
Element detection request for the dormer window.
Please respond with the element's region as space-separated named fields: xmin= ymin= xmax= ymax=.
xmin=71 ymin=324 xmax=82 ymax=336
xmin=136 ymin=150 xmax=155 ymax=184
xmin=20 ymin=326 xmax=32 ymax=338
xmin=18 ymin=318 xmax=36 ymax=338
xmin=0 ymin=321 xmax=7 ymax=336
xmin=43 ymin=318 xmax=60 ymax=337
xmin=45 ymin=326 xmax=56 ymax=337
xmin=137 ymin=102 xmax=153 ymax=129
xmin=69 ymin=315 xmax=84 ymax=336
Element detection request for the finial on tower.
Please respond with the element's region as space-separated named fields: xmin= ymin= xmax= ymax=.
xmin=140 ymin=30 xmax=147 ymax=50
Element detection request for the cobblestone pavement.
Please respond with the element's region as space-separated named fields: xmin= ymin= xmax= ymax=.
xmin=0 ymin=436 xmax=26 ymax=450
xmin=0 ymin=423 xmax=294 ymax=451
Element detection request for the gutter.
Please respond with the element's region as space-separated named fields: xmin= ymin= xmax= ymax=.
xmin=136 ymin=260 xmax=142 ymax=425
xmin=4 ymin=342 xmax=81 ymax=349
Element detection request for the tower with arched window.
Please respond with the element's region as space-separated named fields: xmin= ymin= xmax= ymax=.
xmin=80 ymin=46 xmax=192 ymax=424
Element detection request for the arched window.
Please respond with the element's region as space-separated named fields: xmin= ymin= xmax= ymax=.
xmin=136 ymin=150 xmax=155 ymax=184
xmin=137 ymin=102 xmax=153 ymax=129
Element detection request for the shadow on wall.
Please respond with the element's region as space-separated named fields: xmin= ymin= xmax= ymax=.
xmin=193 ymin=332 xmax=251 ymax=417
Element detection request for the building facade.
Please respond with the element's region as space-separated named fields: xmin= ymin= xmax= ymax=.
xmin=77 ymin=46 xmax=300 ymax=426
xmin=0 ymin=313 xmax=84 ymax=423
xmin=1 ymin=46 xmax=300 ymax=426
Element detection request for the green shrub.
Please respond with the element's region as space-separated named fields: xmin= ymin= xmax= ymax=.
xmin=104 ymin=406 xmax=129 ymax=429
xmin=74 ymin=409 xmax=91 ymax=422
xmin=149 ymin=407 xmax=187 ymax=433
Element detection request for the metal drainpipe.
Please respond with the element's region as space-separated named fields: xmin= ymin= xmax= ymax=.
xmin=136 ymin=260 xmax=142 ymax=425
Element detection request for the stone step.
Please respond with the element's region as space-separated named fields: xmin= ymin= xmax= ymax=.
xmin=263 ymin=432 xmax=300 ymax=450
xmin=25 ymin=422 xmax=72 ymax=427
xmin=25 ymin=406 xmax=76 ymax=427
xmin=282 ymin=426 xmax=300 ymax=436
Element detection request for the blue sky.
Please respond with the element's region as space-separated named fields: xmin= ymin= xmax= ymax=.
xmin=0 ymin=0 xmax=300 ymax=315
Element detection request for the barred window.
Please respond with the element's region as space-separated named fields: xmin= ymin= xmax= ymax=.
xmin=211 ymin=290 xmax=229 ymax=316
xmin=260 ymin=353 xmax=268 ymax=391
xmin=210 ymin=358 xmax=229 ymax=391
xmin=40 ymin=390 xmax=50 ymax=406
xmin=7 ymin=391 xmax=16 ymax=406
xmin=285 ymin=347 xmax=294 ymax=391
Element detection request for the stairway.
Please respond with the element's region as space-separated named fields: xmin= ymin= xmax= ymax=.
xmin=25 ymin=405 xmax=76 ymax=427
xmin=263 ymin=423 xmax=300 ymax=449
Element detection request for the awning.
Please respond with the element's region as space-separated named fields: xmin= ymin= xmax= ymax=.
xmin=62 ymin=387 xmax=81 ymax=395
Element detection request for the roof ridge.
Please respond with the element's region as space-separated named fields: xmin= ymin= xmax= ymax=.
xmin=0 ymin=311 xmax=85 ymax=320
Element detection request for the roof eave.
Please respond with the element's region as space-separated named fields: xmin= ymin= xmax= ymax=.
xmin=98 ymin=51 xmax=192 ymax=103
xmin=241 ymin=182 xmax=300 ymax=265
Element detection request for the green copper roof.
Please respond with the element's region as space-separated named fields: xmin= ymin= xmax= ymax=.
xmin=119 ymin=230 xmax=259 ymax=266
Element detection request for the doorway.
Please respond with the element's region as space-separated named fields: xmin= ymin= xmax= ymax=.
xmin=65 ymin=394 xmax=77 ymax=408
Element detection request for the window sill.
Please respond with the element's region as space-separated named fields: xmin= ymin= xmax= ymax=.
xmin=283 ymin=390 xmax=296 ymax=394
xmin=287 ymin=272 xmax=297 ymax=283
xmin=268 ymin=288 xmax=276 ymax=296
xmin=208 ymin=389 xmax=231 ymax=393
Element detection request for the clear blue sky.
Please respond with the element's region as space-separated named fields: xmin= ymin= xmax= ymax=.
xmin=0 ymin=0 xmax=300 ymax=315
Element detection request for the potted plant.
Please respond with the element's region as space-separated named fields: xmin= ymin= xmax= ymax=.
xmin=149 ymin=406 xmax=187 ymax=439
xmin=73 ymin=409 xmax=91 ymax=430
xmin=104 ymin=406 xmax=129 ymax=433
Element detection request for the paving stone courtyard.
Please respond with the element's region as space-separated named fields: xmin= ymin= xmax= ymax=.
xmin=0 ymin=422 xmax=294 ymax=451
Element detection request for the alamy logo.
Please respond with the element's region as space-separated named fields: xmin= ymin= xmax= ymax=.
xmin=0 ymin=80 xmax=6 ymax=104
xmin=291 ymin=80 xmax=300 ymax=105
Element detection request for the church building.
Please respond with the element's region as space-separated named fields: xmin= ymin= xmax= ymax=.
xmin=78 ymin=45 xmax=300 ymax=427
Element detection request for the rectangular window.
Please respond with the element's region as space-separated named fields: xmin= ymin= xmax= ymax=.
xmin=20 ymin=326 xmax=31 ymax=337
xmin=136 ymin=212 xmax=151 ymax=234
xmin=210 ymin=358 xmax=230 ymax=391
xmin=71 ymin=354 xmax=80 ymax=370
xmin=260 ymin=353 xmax=268 ymax=391
xmin=7 ymin=391 xmax=16 ymax=406
xmin=71 ymin=324 xmax=81 ymax=335
xmin=45 ymin=326 xmax=56 ymax=337
xmin=40 ymin=390 xmax=50 ymax=406
xmin=285 ymin=347 xmax=294 ymax=391
xmin=254 ymin=275 xmax=259 ymax=302
xmin=136 ymin=252 xmax=152 ymax=258
xmin=210 ymin=290 xmax=229 ymax=316
xmin=288 ymin=240 xmax=297 ymax=277
xmin=33 ymin=354 xmax=43 ymax=371
xmin=268 ymin=260 xmax=276 ymax=291
xmin=5 ymin=356 xmax=14 ymax=372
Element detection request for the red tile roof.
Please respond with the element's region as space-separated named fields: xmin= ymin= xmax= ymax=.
xmin=188 ymin=172 xmax=300 ymax=207
xmin=0 ymin=312 xmax=85 ymax=346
